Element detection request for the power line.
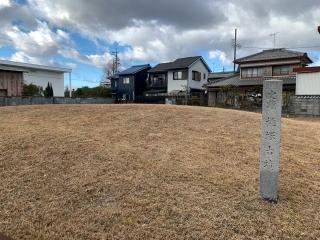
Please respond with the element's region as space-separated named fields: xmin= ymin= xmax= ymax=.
xmin=241 ymin=46 xmax=266 ymax=49
xmin=240 ymin=45 xmax=320 ymax=50
xmin=286 ymin=45 xmax=320 ymax=49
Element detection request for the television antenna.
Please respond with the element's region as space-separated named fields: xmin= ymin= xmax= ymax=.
xmin=270 ymin=32 xmax=280 ymax=49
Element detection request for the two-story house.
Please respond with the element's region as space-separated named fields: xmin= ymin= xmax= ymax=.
xmin=147 ymin=56 xmax=211 ymax=95
xmin=207 ymin=48 xmax=313 ymax=107
xmin=110 ymin=64 xmax=151 ymax=101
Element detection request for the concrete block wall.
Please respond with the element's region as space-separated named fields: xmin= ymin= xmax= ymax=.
xmin=0 ymin=97 xmax=114 ymax=107
xmin=289 ymin=96 xmax=320 ymax=116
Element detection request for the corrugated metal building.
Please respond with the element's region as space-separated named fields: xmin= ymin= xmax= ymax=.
xmin=294 ymin=66 xmax=320 ymax=95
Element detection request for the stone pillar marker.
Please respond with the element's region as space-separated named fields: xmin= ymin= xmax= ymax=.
xmin=260 ymin=80 xmax=283 ymax=202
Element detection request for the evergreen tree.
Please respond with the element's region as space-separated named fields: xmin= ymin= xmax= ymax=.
xmin=44 ymin=82 xmax=54 ymax=98
xmin=50 ymin=83 xmax=54 ymax=97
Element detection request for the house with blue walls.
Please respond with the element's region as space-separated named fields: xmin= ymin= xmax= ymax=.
xmin=111 ymin=64 xmax=151 ymax=100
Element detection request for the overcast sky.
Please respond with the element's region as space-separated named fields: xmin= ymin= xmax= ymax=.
xmin=1 ymin=0 xmax=320 ymax=87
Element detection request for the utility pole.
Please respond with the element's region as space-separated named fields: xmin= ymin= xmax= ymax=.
xmin=69 ymin=71 xmax=72 ymax=98
xmin=270 ymin=32 xmax=280 ymax=49
xmin=111 ymin=48 xmax=120 ymax=74
xmin=232 ymin=28 xmax=241 ymax=72
xmin=233 ymin=28 xmax=237 ymax=72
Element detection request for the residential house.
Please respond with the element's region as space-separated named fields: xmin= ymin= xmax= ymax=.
xmin=0 ymin=60 xmax=71 ymax=97
xmin=147 ymin=56 xmax=211 ymax=95
xmin=207 ymin=48 xmax=313 ymax=107
xmin=111 ymin=64 xmax=151 ymax=100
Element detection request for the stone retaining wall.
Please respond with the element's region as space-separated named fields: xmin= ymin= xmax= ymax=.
xmin=0 ymin=97 xmax=114 ymax=107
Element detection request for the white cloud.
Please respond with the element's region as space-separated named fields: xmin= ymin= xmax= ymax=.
xmin=87 ymin=52 xmax=113 ymax=67
xmin=59 ymin=48 xmax=113 ymax=67
xmin=0 ymin=0 xmax=10 ymax=9
xmin=10 ymin=52 xmax=38 ymax=63
xmin=28 ymin=0 xmax=71 ymax=25
xmin=1 ymin=0 xmax=320 ymax=70
xmin=3 ymin=19 xmax=112 ymax=67
xmin=109 ymin=22 xmax=224 ymax=63
xmin=209 ymin=50 xmax=232 ymax=65
xmin=5 ymin=21 xmax=65 ymax=59
xmin=65 ymin=62 xmax=77 ymax=69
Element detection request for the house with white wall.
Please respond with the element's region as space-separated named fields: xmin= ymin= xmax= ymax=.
xmin=0 ymin=60 xmax=72 ymax=97
xmin=147 ymin=56 xmax=211 ymax=95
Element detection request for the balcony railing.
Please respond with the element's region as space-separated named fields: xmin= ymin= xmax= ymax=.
xmin=148 ymin=80 xmax=167 ymax=89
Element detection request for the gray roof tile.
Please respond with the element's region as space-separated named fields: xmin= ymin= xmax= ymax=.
xmin=207 ymin=74 xmax=296 ymax=88
xmin=234 ymin=48 xmax=313 ymax=64
xmin=119 ymin=64 xmax=151 ymax=75
xmin=208 ymin=71 xmax=236 ymax=80
xmin=149 ymin=56 xmax=210 ymax=73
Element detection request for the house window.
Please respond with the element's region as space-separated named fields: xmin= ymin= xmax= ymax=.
xmin=114 ymin=81 xmax=117 ymax=88
xmin=123 ymin=77 xmax=130 ymax=84
xmin=273 ymin=65 xmax=291 ymax=76
xmin=192 ymin=71 xmax=201 ymax=81
xmin=173 ymin=71 xmax=182 ymax=80
xmin=241 ymin=68 xmax=263 ymax=78
xmin=204 ymin=73 xmax=206 ymax=80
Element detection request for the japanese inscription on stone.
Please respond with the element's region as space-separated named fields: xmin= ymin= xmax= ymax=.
xmin=260 ymin=80 xmax=283 ymax=202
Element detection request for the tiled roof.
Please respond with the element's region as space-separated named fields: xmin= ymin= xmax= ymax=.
xmin=234 ymin=48 xmax=313 ymax=64
xmin=149 ymin=56 xmax=210 ymax=73
xmin=207 ymin=74 xmax=296 ymax=88
xmin=148 ymin=62 xmax=175 ymax=73
xmin=293 ymin=66 xmax=320 ymax=73
xmin=208 ymin=71 xmax=236 ymax=80
xmin=119 ymin=64 xmax=151 ymax=75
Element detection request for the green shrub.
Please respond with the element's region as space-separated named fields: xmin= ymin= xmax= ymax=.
xmin=22 ymin=84 xmax=43 ymax=97
xmin=73 ymin=86 xmax=111 ymax=98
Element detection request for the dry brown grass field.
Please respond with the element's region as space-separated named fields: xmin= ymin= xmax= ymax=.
xmin=0 ymin=105 xmax=319 ymax=240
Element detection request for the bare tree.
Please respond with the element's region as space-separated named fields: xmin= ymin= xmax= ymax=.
xmin=101 ymin=50 xmax=121 ymax=86
xmin=100 ymin=59 xmax=114 ymax=86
